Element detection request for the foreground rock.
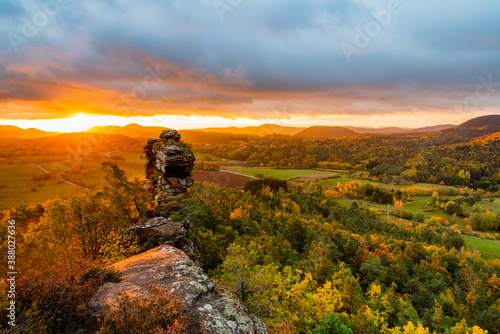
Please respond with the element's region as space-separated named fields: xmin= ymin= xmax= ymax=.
xmin=90 ymin=245 xmax=268 ymax=334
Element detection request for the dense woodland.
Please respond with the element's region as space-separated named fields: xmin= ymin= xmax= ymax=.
xmin=2 ymin=166 xmax=500 ymax=333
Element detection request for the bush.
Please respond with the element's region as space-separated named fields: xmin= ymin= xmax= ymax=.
xmin=469 ymin=211 xmax=500 ymax=231
xmin=415 ymin=212 xmax=425 ymax=223
xmin=9 ymin=265 xmax=106 ymax=333
xmin=401 ymin=210 xmax=414 ymax=220
xmin=98 ymin=285 xmax=187 ymax=334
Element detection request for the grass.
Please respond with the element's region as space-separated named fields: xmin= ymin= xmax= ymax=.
xmin=319 ymin=177 xmax=383 ymax=188
xmin=463 ymin=235 xmax=500 ymax=259
xmin=220 ymin=167 xmax=334 ymax=179
xmin=0 ymin=154 xmax=146 ymax=210
xmin=473 ymin=198 xmax=500 ymax=213
xmin=0 ymin=164 xmax=85 ymax=209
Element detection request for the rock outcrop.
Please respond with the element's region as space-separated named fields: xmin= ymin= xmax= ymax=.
xmin=144 ymin=130 xmax=195 ymax=203
xmin=120 ymin=216 xmax=201 ymax=265
xmin=97 ymin=130 xmax=267 ymax=333
xmin=90 ymin=245 xmax=268 ymax=334
xmin=120 ymin=130 xmax=200 ymax=263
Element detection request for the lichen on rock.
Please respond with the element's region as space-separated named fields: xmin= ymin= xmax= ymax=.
xmin=144 ymin=130 xmax=195 ymax=203
xmin=90 ymin=246 xmax=268 ymax=334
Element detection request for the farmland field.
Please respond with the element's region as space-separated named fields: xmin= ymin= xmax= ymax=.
xmin=220 ymin=166 xmax=335 ymax=179
xmin=192 ymin=171 xmax=253 ymax=188
xmin=0 ymin=164 xmax=85 ymax=209
xmin=463 ymin=235 xmax=500 ymax=259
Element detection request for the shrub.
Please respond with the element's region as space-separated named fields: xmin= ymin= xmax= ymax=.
xmin=401 ymin=210 xmax=414 ymax=220
xmin=415 ymin=212 xmax=425 ymax=223
xmin=272 ymin=321 xmax=295 ymax=334
xmin=98 ymin=285 xmax=187 ymax=334
xmin=10 ymin=264 xmax=106 ymax=333
xmin=469 ymin=211 xmax=500 ymax=231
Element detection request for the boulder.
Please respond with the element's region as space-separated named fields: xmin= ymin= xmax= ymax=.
xmin=120 ymin=217 xmax=201 ymax=265
xmin=90 ymin=245 xmax=268 ymax=334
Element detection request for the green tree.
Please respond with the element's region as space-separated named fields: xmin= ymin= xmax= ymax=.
xmin=313 ymin=312 xmax=354 ymax=334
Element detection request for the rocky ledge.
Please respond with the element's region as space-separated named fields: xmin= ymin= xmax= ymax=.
xmin=90 ymin=245 xmax=268 ymax=334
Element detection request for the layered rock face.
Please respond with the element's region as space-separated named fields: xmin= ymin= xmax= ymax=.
xmin=120 ymin=216 xmax=200 ymax=265
xmin=144 ymin=130 xmax=195 ymax=202
xmin=121 ymin=130 xmax=199 ymax=263
xmin=90 ymin=245 xmax=268 ymax=334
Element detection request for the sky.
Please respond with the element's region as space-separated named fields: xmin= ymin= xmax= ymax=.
xmin=1 ymin=0 xmax=500 ymax=132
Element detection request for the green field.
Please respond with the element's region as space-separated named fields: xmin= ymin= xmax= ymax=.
xmin=0 ymin=153 xmax=146 ymax=210
xmin=0 ymin=164 xmax=86 ymax=209
xmin=318 ymin=177 xmax=383 ymax=188
xmin=472 ymin=198 xmax=500 ymax=212
xmin=221 ymin=167 xmax=335 ymax=179
xmin=463 ymin=235 xmax=500 ymax=259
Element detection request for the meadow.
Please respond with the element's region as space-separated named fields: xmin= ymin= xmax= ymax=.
xmin=463 ymin=235 xmax=500 ymax=259
xmin=220 ymin=166 xmax=335 ymax=179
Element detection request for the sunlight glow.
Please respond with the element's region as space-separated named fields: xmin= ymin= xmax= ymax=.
xmin=0 ymin=113 xmax=133 ymax=133
xmin=0 ymin=111 xmax=479 ymax=133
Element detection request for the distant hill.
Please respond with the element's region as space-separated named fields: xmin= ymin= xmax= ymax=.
xmin=345 ymin=126 xmax=410 ymax=134
xmin=0 ymin=125 xmax=62 ymax=139
xmin=426 ymin=115 xmax=500 ymax=144
xmin=86 ymin=123 xmax=171 ymax=139
xmin=345 ymin=124 xmax=455 ymax=134
xmin=294 ymin=126 xmax=359 ymax=139
xmin=197 ymin=124 xmax=304 ymax=136
xmin=409 ymin=124 xmax=455 ymax=133
xmin=26 ymin=132 xmax=144 ymax=150
xmin=179 ymin=130 xmax=254 ymax=144
xmin=457 ymin=115 xmax=500 ymax=132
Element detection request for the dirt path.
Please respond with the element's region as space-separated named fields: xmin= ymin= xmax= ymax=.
xmin=222 ymin=171 xmax=258 ymax=179
xmin=193 ymin=171 xmax=255 ymax=188
xmin=32 ymin=164 xmax=88 ymax=190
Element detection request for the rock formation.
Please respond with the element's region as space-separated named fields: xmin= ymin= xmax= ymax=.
xmin=120 ymin=130 xmax=200 ymax=263
xmin=144 ymin=130 xmax=195 ymax=203
xmin=92 ymin=130 xmax=268 ymax=333
xmin=120 ymin=216 xmax=200 ymax=265
xmin=90 ymin=245 xmax=268 ymax=334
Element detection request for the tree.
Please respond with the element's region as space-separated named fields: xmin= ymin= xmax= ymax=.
xmin=101 ymin=162 xmax=151 ymax=221
xmin=67 ymin=193 xmax=127 ymax=260
xmin=313 ymin=312 xmax=354 ymax=334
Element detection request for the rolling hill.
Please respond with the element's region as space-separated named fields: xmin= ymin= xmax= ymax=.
xmin=345 ymin=124 xmax=455 ymax=134
xmin=425 ymin=115 xmax=500 ymax=144
xmin=409 ymin=124 xmax=455 ymax=133
xmin=345 ymin=126 xmax=410 ymax=134
xmin=86 ymin=123 xmax=171 ymax=138
xmin=294 ymin=126 xmax=359 ymax=139
xmin=197 ymin=124 xmax=304 ymax=136
xmin=457 ymin=114 xmax=500 ymax=132
xmin=0 ymin=125 xmax=62 ymax=139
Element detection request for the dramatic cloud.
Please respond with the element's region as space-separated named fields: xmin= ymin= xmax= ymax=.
xmin=1 ymin=0 xmax=499 ymax=125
